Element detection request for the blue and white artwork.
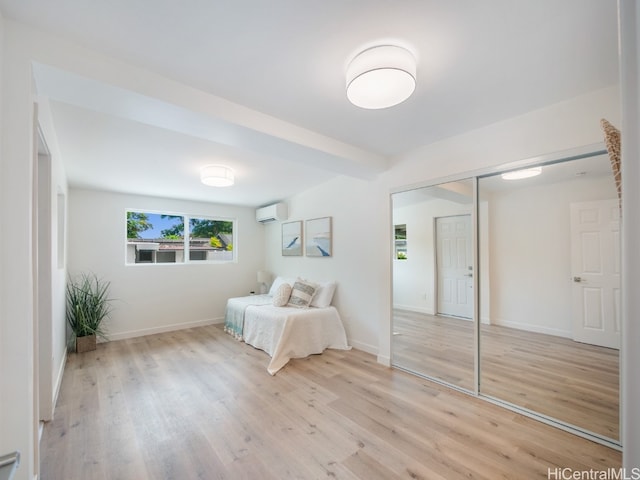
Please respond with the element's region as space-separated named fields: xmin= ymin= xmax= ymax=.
xmin=282 ymin=221 xmax=303 ymax=256
xmin=305 ymin=217 xmax=332 ymax=257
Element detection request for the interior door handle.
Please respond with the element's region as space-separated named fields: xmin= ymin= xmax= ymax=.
xmin=573 ymin=276 xmax=584 ymax=283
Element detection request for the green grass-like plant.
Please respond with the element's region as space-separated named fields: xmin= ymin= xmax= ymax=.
xmin=66 ymin=273 xmax=112 ymax=341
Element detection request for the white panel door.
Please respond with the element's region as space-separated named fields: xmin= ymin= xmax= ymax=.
xmin=436 ymin=215 xmax=473 ymax=319
xmin=570 ymin=200 xmax=620 ymax=349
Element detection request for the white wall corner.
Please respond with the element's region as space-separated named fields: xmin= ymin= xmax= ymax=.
xmin=348 ymin=340 xmax=378 ymax=357
xmin=377 ymin=355 xmax=391 ymax=367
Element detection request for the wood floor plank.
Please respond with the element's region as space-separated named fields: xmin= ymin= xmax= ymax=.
xmin=40 ymin=324 xmax=620 ymax=479
xmin=342 ymin=450 xmax=399 ymax=480
xmin=393 ymin=309 xmax=619 ymax=439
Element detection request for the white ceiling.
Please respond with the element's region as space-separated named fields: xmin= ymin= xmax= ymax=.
xmin=0 ymin=0 xmax=619 ymax=207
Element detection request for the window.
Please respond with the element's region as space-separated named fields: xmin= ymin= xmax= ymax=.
xmin=395 ymin=224 xmax=407 ymax=260
xmin=187 ymin=216 xmax=234 ymax=262
xmin=126 ymin=211 xmax=235 ymax=265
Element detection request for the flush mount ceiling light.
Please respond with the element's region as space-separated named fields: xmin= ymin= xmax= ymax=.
xmin=501 ymin=167 xmax=542 ymax=180
xmin=346 ymin=45 xmax=417 ymax=109
xmin=200 ymin=165 xmax=234 ymax=187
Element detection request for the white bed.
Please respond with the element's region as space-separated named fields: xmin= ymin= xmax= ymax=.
xmin=242 ymin=304 xmax=350 ymax=374
xmin=223 ymin=278 xmax=350 ymax=374
xmin=223 ymin=294 xmax=272 ymax=340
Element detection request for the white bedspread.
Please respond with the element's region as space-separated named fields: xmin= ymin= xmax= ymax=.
xmin=223 ymin=294 xmax=272 ymax=339
xmin=242 ymin=305 xmax=351 ymax=375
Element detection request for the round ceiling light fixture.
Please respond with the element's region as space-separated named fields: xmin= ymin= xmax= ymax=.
xmin=346 ymin=45 xmax=417 ymax=109
xmin=200 ymin=164 xmax=234 ymax=187
xmin=501 ymin=167 xmax=542 ymax=180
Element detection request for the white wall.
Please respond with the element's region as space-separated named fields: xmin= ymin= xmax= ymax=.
xmin=265 ymin=175 xmax=387 ymax=356
xmin=0 ymin=4 xmax=4 ymax=460
xmin=391 ymin=87 xmax=621 ymax=183
xmin=0 ymin=18 xmax=38 ymax=480
xmin=68 ymin=189 xmax=265 ymax=340
xmin=487 ymin=175 xmax=617 ymax=336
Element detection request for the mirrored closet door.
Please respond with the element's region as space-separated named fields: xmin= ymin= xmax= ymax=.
xmin=392 ymin=150 xmax=620 ymax=445
xmin=478 ymin=153 xmax=620 ymax=441
xmin=392 ymin=179 xmax=475 ymax=391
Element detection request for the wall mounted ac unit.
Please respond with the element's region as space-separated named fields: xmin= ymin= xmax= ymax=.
xmin=256 ymin=202 xmax=288 ymax=223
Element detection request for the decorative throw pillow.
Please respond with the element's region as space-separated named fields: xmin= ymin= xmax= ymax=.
xmin=288 ymin=279 xmax=318 ymax=308
xmin=310 ymin=281 xmax=337 ymax=308
xmin=272 ymin=283 xmax=292 ymax=307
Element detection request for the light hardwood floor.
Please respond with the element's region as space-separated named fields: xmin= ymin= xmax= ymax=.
xmin=41 ymin=324 xmax=620 ymax=479
xmin=392 ymin=309 xmax=620 ymax=440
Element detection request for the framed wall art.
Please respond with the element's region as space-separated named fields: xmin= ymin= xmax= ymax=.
xmin=282 ymin=220 xmax=303 ymax=256
xmin=305 ymin=216 xmax=332 ymax=257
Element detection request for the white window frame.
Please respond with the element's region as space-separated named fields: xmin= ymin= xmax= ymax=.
xmin=125 ymin=209 xmax=237 ymax=266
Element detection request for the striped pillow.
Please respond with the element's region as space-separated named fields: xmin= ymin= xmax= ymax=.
xmin=288 ymin=279 xmax=318 ymax=308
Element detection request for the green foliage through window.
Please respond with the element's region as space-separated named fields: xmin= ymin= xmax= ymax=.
xmin=127 ymin=211 xmax=153 ymax=239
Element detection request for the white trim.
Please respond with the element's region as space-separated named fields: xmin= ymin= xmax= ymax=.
xmin=492 ymin=318 xmax=572 ymax=339
xmin=392 ymin=304 xmax=435 ymax=315
xmin=51 ymin=352 xmax=67 ymax=420
xmin=105 ymin=317 xmax=222 ymax=342
xmin=480 ymin=394 xmax=621 ymax=450
xmin=619 ymin=0 xmax=640 ymax=465
xmin=349 ymin=339 xmax=377 ymax=357
xmin=377 ymin=354 xmax=391 ymax=367
xmin=389 ymin=143 xmax=607 ymax=196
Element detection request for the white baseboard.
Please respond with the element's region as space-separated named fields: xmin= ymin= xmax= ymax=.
xmin=345 ymin=339 xmax=391 ymax=366
xmin=393 ymin=304 xmax=435 ymax=315
xmin=349 ymin=339 xmax=378 ymax=357
xmin=492 ymin=318 xmax=572 ymax=338
xmin=106 ymin=317 xmax=223 ymax=342
xmin=50 ymin=352 xmax=67 ymax=420
xmin=377 ymin=354 xmax=391 ymax=367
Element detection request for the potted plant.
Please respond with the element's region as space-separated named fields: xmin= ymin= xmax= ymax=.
xmin=66 ymin=273 xmax=112 ymax=353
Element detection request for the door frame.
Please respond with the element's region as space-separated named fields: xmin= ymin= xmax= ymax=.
xmin=36 ymin=127 xmax=54 ymax=423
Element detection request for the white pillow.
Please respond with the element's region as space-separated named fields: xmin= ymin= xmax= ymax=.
xmin=268 ymin=276 xmax=296 ymax=296
xmin=311 ymin=281 xmax=337 ymax=308
xmin=272 ymin=283 xmax=292 ymax=307
xmin=288 ymin=278 xmax=318 ymax=308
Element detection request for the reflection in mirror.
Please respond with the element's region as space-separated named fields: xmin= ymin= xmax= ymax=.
xmin=392 ymin=179 xmax=476 ymax=391
xmin=395 ymin=224 xmax=407 ymax=260
xmin=478 ymin=154 xmax=620 ymax=441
